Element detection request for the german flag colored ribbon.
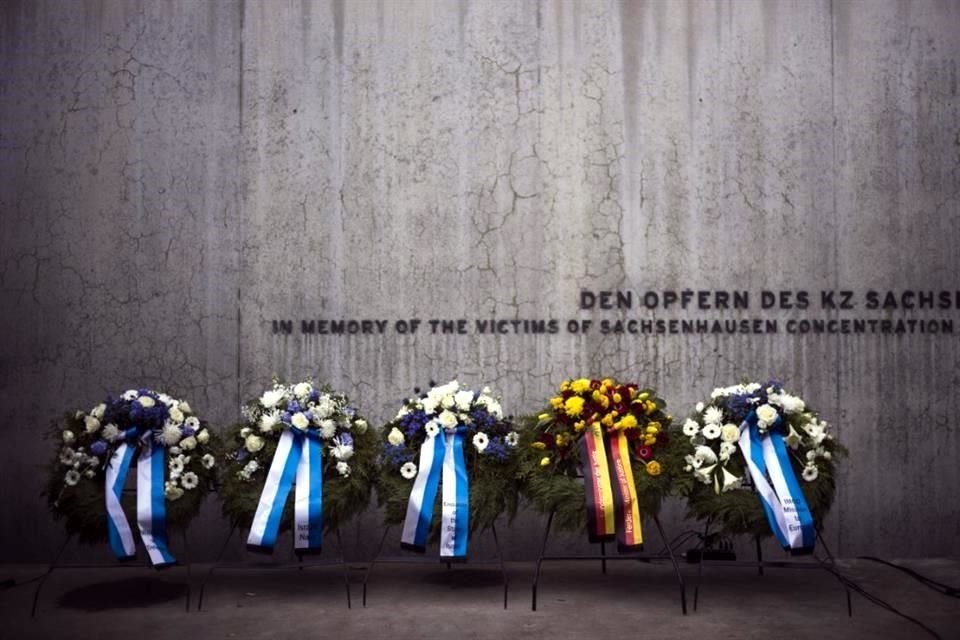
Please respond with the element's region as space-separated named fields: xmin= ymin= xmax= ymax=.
xmin=579 ymin=424 xmax=643 ymax=550
xmin=579 ymin=422 xmax=616 ymax=543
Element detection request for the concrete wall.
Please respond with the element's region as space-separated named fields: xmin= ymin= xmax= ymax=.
xmin=2 ymin=0 xmax=958 ymax=562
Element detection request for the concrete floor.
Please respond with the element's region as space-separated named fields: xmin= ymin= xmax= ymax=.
xmin=1 ymin=557 xmax=957 ymax=639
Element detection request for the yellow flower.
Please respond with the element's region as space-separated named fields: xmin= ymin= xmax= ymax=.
xmin=538 ymin=413 xmax=551 ymax=421
xmin=619 ymin=414 xmax=638 ymax=430
xmin=574 ymin=420 xmax=586 ymax=433
xmin=645 ymin=400 xmax=657 ymax=415
xmin=637 ymin=392 xmax=649 ymax=401
xmin=643 ymin=435 xmax=657 ymax=446
xmin=629 ymin=388 xmax=639 ymax=399
xmin=564 ymin=396 xmax=585 ymax=417
xmin=612 ymin=392 xmax=622 ymax=403
xmin=645 ymin=421 xmax=661 ymax=434
xmin=555 ymin=433 xmax=572 ymax=448
xmin=531 ymin=441 xmax=546 ymax=450
xmin=560 ymin=380 xmax=571 ymax=392
xmin=601 ymin=378 xmax=614 ymax=388
xmin=540 ymin=456 xmax=552 ymax=467
xmin=570 ymin=378 xmax=592 ymax=394
xmin=550 ymin=396 xmax=564 ymax=410
xmin=601 ymin=413 xmax=615 ymax=428
xmin=645 ymin=461 xmax=662 ymax=476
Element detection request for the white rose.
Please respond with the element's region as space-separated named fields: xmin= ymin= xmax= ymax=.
xmin=294 ymin=382 xmax=313 ymax=398
xmin=168 ymin=407 xmax=184 ymax=425
xmin=291 ymin=412 xmax=310 ymax=430
xmin=438 ymin=410 xmax=458 ymax=430
xmin=400 ymin=462 xmax=418 ymax=480
xmin=91 ymin=403 xmax=106 ymax=420
xmin=756 ymin=404 xmax=778 ymax=427
xmin=137 ymin=396 xmax=156 ymax=409
xmin=353 ymin=419 xmax=368 ymax=434
xmin=84 ymin=416 xmax=101 ymax=434
xmin=260 ymin=389 xmax=286 ymax=409
xmin=721 ymin=424 xmax=740 ymax=443
xmin=421 ymin=397 xmax=439 ymax=415
xmin=387 ymin=427 xmax=405 ymax=446
xmin=62 ymin=430 xmax=75 ymax=444
xmin=196 ymin=428 xmax=209 ymax=444
xmin=312 ymin=395 xmax=336 ymax=419
xmin=180 ymin=436 xmax=197 ymax=451
xmin=695 ymin=402 xmax=705 ymax=413
xmin=441 ymin=394 xmax=456 ymax=409
xmin=179 ymin=401 xmax=192 ymax=414
xmin=245 ymin=434 xmax=265 ymax=453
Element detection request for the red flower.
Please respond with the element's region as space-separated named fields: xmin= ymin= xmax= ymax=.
xmin=635 ymin=445 xmax=652 ymax=460
xmin=537 ymin=434 xmax=555 ymax=450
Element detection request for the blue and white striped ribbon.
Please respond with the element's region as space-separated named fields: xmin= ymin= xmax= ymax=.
xmin=247 ymin=428 xmax=324 ymax=552
xmin=439 ymin=431 xmax=469 ymax=559
xmin=401 ymin=429 xmax=469 ymax=559
xmin=738 ymin=413 xmax=816 ymax=553
xmin=104 ymin=438 xmax=175 ymax=567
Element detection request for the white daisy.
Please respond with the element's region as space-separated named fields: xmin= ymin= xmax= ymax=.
xmin=682 ymin=419 xmax=701 ymax=437
xmin=702 ymin=423 xmax=721 ymax=440
xmin=472 ymin=432 xmax=489 ymax=452
xmin=122 ymin=389 xmax=139 ymax=401
xmin=802 ymin=465 xmax=819 ymax=482
xmin=424 ymin=421 xmax=440 ymax=438
xmin=400 ymin=462 xmax=418 ymax=480
xmin=202 ymin=454 xmax=216 ymax=469
xmin=181 ymin=472 xmax=199 ymax=490
xmin=169 ymin=458 xmax=185 ymax=474
xmin=184 ymin=416 xmax=200 ymax=430
xmin=64 ymin=469 xmax=81 ymax=486
xmin=505 ymin=431 xmax=519 ymax=447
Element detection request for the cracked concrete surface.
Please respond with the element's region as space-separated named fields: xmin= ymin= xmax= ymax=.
xmin=1 ymin=0 xmax=959 ymax=562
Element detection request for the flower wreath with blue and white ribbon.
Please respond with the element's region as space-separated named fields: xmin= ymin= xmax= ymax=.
xmin=220 ymin=379 xmax=376 ymax=554
xmin=378 ymin=380 xmax=520 ymax=561
xmin=677 ymin=381 xmax=844 ymax=554
xmin=46 ymin=389 xmax=218 ymax=567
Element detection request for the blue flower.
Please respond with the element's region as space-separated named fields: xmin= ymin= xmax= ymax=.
xmin=90 ymin=441 xmax=108 ymax=456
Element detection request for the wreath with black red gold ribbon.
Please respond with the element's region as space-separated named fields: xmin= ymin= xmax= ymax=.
xmin=519 ymin=377 xmax=685 ymax=551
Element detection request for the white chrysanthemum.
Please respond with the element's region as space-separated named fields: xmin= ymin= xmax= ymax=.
xmin=721 ymin=423 xmax=740 ymax=443
xmin=90 ymin=403 xmax=106 ymax=420
xmin=483 ymin=398 xmax=503 ymax=419
xmin=64 ymin=469 xmax=81 ymax=486
xmin=291 ymin=412 xmax=310 ymax=430
xmin=245 ymin=434 xmax=265 ymax=453
xmin=168 ymin=407 xmax=184 ymax=425
xmin=387 ymin=427 xmax=405 ymax=446
xmin=260 ymin=388 xmax=286 ymax=409
xmin=454 ymin=389 xmax=474 ymax=411
xmin=336 ymin=461 xmax=351 ymax=477
xmin=802 ymin=465 xmax=819 ymax=482
xmin=196 ymin=428 xmax=209 ymax=444
xmin=62 ymin=430 xmax=75 ymax=444
xmin=400 ymin=461 xmax=417 ymax=480
xmin=438 ymin=409 xmax=458 ymax=430
xmin=137 ymin=395 xmax=156 ymax=409
xmin=320 ymin=419 xmax=337 ymax=439
xmin=312 ymin=395 xmax=336 ymax=419
xmin=330 ymin=439 xmax=354 ymax=461
xmin=756 ymin=404 xmax=778 ymax=428
xmin=505 ymin=431 xmax=519 ymax=447
xmin=101 ymin=423 xmax=119 ymax=442
xmin=202 ymin=453 xmax=216 ymax=469
xmin=421 ymin=396 xmax=439 ymax=415
xmin=181 ymin=472 xmax=199 ymax=490
xmin=702 ymin=406 xmax=723 ymax=425
xmin=682 ymin=419 xmax=700 ymax=437
xmin=158 ymin=393 xmax=173 ymax=406
xmin=122 ymin=389 xmax=139 ymax=401
xmin=161 ymin=424 xmax=182 ymax=446
xmin=702 ymin=423 xmax=721 ymax=440
xmin=84 ymin=415 xmax=101 ymax=434
xmin=180 ymin=436 xmax=197 ymax=451
xmin=294 ymin=382 xmax=313 ymax=399
xmin=240 ymin=427 xmax=252 ymax=438
xmin=424 ymin=421 xmax=440 ymax=438
xmin=353 ymin=419 xmax=368 ymax=434
xmin=472 ymin=432 xmax=489 ymax=452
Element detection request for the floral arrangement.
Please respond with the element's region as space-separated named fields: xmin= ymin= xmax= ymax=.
xmin=519 ymin=378 xmax=683 ymax=537
xmin=377 ymin=380 xmax=520 ymax=535
xmin=219 ymin=379 xmax=377 ymax=537
xmin=46 ymin=389 xmax=217 ymax=544
xmin=676 ymin=381 xmax=844 ymax=541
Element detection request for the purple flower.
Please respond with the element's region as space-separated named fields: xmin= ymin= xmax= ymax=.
xmin=90 ymin=441 xmax=108 ymax=456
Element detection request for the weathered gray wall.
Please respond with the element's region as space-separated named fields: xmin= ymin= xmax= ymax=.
xmin=2 ymin=0 xmax=958 ymax=562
